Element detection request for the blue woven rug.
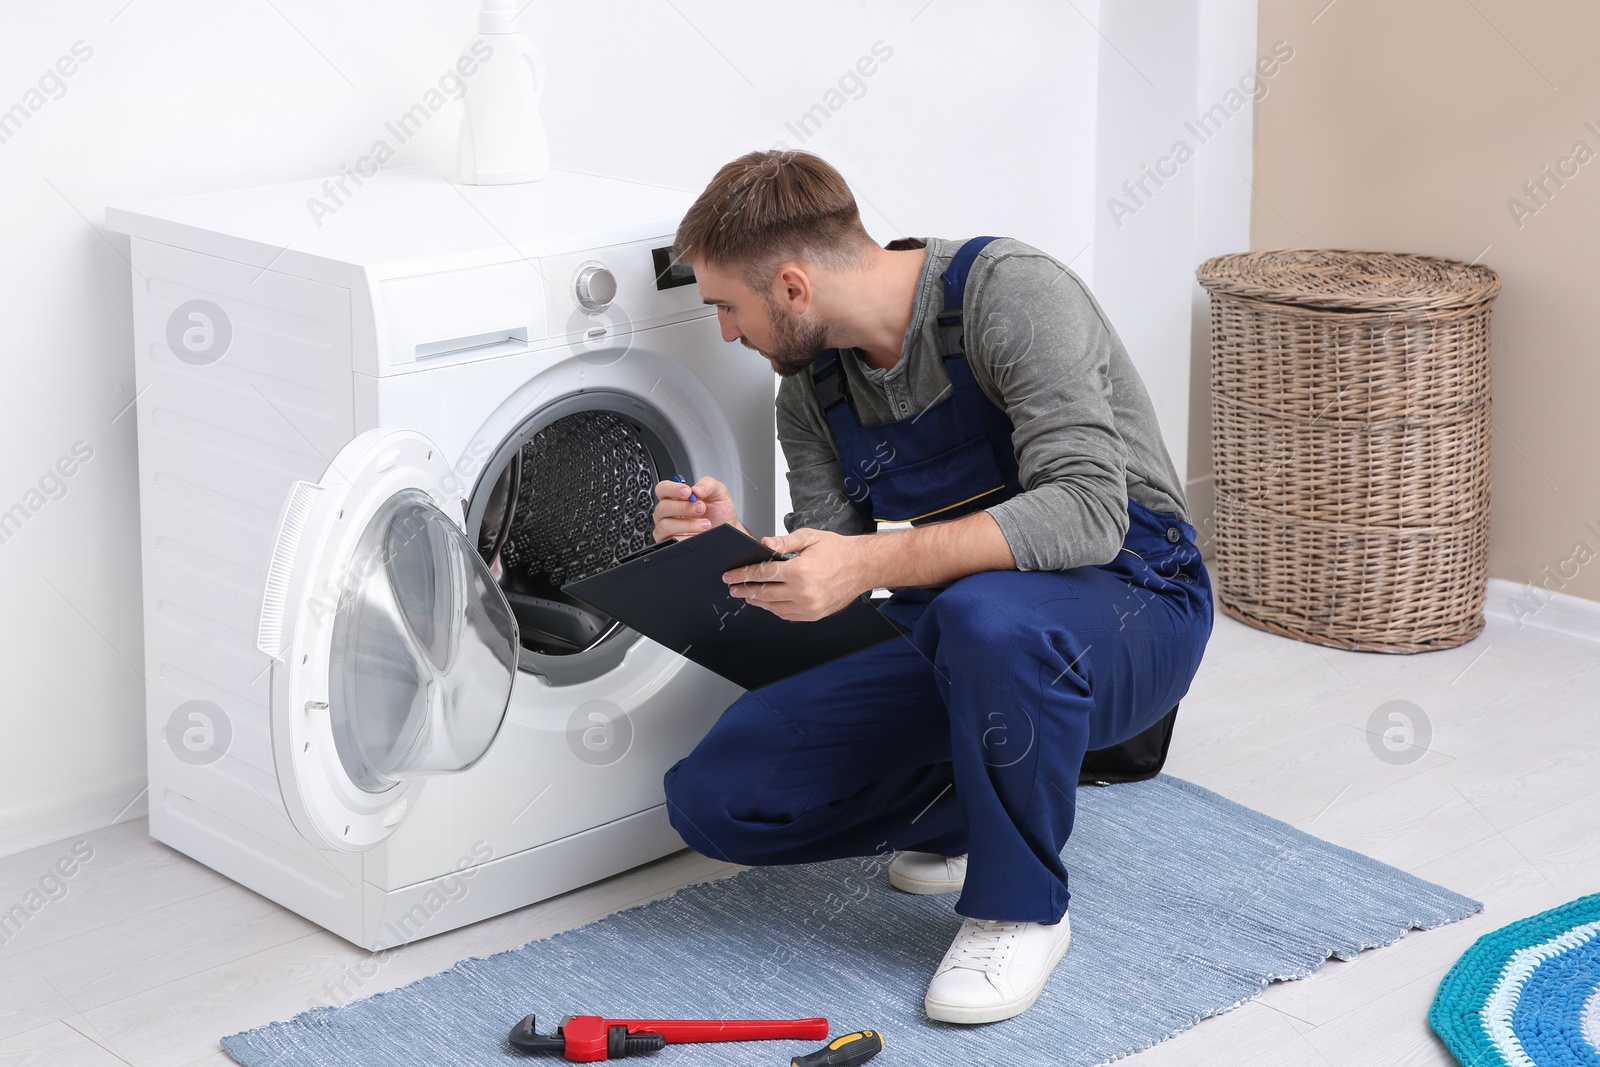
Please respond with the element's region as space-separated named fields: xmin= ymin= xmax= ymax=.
xmin=223 ymin=775 xmax=1480 ymax=1067
xmin=1431 ymin=893 xmax=1600 ymax=1066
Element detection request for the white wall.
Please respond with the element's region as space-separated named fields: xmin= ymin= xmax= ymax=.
xmin=1091 ymin=0 xmax=1260 ymax=543
xmin=0 ymin=0 xmax=1248 ymax=855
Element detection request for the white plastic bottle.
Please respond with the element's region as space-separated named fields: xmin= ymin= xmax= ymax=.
xmin=456 ymin=0 xmax=549 ymax=184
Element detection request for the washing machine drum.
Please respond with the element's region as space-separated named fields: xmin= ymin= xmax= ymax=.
xmin=488 ymin=409 xmax=661 ymax=656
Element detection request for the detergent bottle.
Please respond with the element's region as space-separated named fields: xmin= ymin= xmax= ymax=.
xmin=456 ymin=0 xmax=549 ymax=184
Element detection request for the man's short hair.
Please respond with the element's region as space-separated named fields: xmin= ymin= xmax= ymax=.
xmin=674 ymin=150 xmax=876 ymax=291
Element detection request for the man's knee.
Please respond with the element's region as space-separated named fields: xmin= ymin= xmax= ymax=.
xmin=665 ymin=754 xmax=791 ymax=865
xmin=662 ymin=758 xmax=736 ymax=860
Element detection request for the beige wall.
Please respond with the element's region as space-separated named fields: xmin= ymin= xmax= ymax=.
xmin=1216 ymin=0 xmax=1600 ymax=603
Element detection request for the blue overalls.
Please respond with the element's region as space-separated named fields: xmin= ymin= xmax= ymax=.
xmin=662 ymin=238 xmax=1214 ymax=923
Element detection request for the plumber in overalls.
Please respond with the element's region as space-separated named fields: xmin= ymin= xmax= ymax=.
xmin=655 ymin=150 xmax=1213 ymax=1024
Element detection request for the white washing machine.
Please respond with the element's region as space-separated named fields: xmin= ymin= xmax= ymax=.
xmin=106 ymin=167 xmax=774 ymax=951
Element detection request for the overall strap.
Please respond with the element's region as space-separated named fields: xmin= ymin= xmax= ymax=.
xmin=809 ymin=347 xmax=872 ymax=523
xmin=811 ymin=347 xmax=853 ymax=420
xmin=937 ymin=236 xmax=1002 ymax=357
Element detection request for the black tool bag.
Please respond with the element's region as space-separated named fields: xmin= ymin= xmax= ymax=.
xmin=1077 ymin=704 xmax=1179 ymax=786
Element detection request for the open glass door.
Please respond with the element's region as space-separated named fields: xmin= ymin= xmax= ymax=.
xmin=257 ymin=429 xmax=518 ymax=852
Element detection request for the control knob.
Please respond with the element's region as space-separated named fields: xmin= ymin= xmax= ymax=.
xmin=575 ymin=264 xmax=617 ymax=312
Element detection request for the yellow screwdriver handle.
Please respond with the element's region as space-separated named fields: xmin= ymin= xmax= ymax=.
xmin=791 ymin=1028 xmax=884 ymax=1067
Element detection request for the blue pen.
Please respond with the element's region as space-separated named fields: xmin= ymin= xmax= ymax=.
xmin=672 ymin=474 xmax=698 ymax=503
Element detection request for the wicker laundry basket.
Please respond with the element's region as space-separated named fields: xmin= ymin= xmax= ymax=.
xmin=1195 ymin=249 xmax=1500 ymax=653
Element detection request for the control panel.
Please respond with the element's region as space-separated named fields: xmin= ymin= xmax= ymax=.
xmin=378 ymin=235 xmax=707 ymax=372
xmin=541 ymin=236 xmax=706 ymax=341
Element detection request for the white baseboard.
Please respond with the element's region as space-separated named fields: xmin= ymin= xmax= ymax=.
xmin=0 ymin=774 xmax=149 ymax=860
xmin=1485 ymin=577 xmax=1600 ymax=643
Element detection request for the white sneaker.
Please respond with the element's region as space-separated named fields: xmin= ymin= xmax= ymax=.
xmin=888 ymin=852 xmax=967 ymax=895
xmin=924 ymin=912 xmax=1073 ymax=1024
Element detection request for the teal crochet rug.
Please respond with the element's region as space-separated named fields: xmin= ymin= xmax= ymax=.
xmin=1431 ymin=892 xmax=1600 ymax=1066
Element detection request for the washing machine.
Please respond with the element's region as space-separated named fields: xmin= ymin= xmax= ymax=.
xmin=106 ymin=166 xmax=775 ymax=951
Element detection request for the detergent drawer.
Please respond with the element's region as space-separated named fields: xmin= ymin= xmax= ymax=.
xmin=379 ymin=259 xmax=549 ymax=372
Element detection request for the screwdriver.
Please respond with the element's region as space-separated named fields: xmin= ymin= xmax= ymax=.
xmin=791 ymin=1029 xmax=884 ymax=1067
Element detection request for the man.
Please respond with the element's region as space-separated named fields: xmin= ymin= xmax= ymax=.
xmin=655 ymin=150 xmax=1213 ymax=1024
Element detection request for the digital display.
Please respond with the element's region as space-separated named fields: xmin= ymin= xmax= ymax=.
xmin=652 ymin=246 xmax=697 ymax=291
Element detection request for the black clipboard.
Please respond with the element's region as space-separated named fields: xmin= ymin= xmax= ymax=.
xmin=561 ymin=524 xmax=908 ymax=691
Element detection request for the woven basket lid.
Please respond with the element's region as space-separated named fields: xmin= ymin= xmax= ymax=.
xmin=1196 ymin=249 xmax=1501 ymax=312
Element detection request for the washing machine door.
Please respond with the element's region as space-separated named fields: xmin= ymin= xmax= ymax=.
xmin=256 ymin=428 xmax=519 ymax=852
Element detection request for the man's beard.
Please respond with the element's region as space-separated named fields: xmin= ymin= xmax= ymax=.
xmin=746 ymin=301 xmax=830 ymax=378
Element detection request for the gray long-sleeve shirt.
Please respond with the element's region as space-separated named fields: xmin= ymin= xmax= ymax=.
xmin=776 ymin=236 xmax=1188 ymax=572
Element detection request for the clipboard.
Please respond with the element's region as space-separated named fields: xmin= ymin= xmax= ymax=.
xmin=561 ymin=524 xmax=909 ymax=691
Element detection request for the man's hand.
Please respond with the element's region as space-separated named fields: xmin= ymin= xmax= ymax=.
xmin=722 ymin=528 xmax=868 ymax=621
xmin=652 ymin=476 xmax=747 ymax=542
xmin=723 ymin=512 xmax=1017 ymax=616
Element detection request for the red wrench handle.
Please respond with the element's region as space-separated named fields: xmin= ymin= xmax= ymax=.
xmin=631 ymin=1018 xmax=830 ymax=1043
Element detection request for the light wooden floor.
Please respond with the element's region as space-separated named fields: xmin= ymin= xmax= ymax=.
xmin=2 ymin=607 xmax=1597 ymax=1067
